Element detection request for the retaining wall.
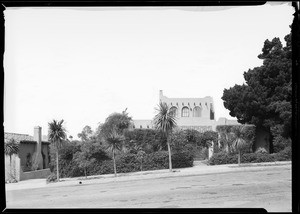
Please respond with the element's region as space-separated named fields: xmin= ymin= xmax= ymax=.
xmin=20 ymin=168 xmax=51 ymax=181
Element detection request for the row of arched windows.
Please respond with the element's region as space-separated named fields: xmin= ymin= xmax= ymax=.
xmin=169 ymin=106 xmax=202 ymax=117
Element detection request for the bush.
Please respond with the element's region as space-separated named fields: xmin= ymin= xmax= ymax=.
xmin=209 ymin=148 xmax=291 ymax=165
xmin=46 ymin=173 xmax=57 ymax=183
xmin=93 ymin=160 xmax=114 ymax=175
xmin=116 ymin=153 xmax=140 ymax=173
xmin=271 ymin=146 xmax=291 ymax=161
xmin=208 ymin=151 xmax=237 ymax=165
xmin=143 ymin=151 xmax=169 ymax=171
xmin=172 ymin=151 xmax=194 ymax=168
xmin=273 ymin=136 xmax=291 ymax=153
xmin=242 ymin=153 xmax=274 ymax=163
xmin=59 ymin=160 xmax=83 ymax=178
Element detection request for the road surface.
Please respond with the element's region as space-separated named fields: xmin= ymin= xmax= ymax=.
xmin=6 ymin=164 xmax=291 ymax=212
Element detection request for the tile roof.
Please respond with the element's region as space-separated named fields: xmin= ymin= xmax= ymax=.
xmin=4 ymin=132 xmax=34 ymax=143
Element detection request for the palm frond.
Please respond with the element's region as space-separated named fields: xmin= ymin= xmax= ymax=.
xmin=232 ymin=125 xmax=248 ymax=151
xmin=4 ymin=139 xmax=19 ymax=156
xmin=153 ymin=102 xmax=177 ymax=135
xmin=48 ymin=119 xmax=67 ymax=149
xmin=105 ymin=129 xmax=124 ymax=152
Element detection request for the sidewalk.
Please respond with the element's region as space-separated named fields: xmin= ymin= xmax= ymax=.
xmin=5 ymin=161 xmax=291 ymax=191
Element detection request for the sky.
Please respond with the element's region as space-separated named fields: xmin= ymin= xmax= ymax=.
xmin=4 ymin=3 xmax=294 ymax=139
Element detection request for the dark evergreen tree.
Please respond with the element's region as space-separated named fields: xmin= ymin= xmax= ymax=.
xmin=222 ymin=33 xmax=292 ymax=152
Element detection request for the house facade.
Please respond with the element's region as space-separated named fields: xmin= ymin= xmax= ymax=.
xmin=4 ymin=126 xmax=51 ymax=182
xmin=132 ymin=90 xmax=240 ymax=132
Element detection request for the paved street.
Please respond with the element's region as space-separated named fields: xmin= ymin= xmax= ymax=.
xmin=6 ymin=164 xmax=291 ymax=212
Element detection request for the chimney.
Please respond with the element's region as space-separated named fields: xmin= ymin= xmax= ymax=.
xmin=159 ymin=90 xmax=163 ymax=100
xmin=34 ymin=126 xmax=42 ymax=146
xmin=33 ymin=126 xmax=43 ymax=169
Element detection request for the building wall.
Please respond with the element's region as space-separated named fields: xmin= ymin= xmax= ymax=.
xmin=20 ymin=168 xmax=51 ymax=181
xmin=159 ymin=91 xmax=215 ymax=121
xmin=158 ymin=90 xmax=216 ymax=131
xmin=5 ymin=154 xmax=20 ymax=182
xmin=19 ymin=143 xmax=36 ymax=171
xmin=131 ymin=120 xmax=154 ymax=129
xmin=132 ymin=91 xmax=241 ymax=133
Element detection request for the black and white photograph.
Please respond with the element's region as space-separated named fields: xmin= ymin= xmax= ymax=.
xmin=3 ymin=2 xmax=296 ymax=212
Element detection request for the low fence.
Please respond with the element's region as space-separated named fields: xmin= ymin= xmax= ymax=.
xmin=20 ymin=168 xmax=51 ymax=181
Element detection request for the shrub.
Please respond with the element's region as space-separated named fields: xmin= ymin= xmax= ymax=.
xmin=172 ymin=151 xmax=194 ymax=168
xmin=95 ymin=160 xmax=114 ymax=175
xmin=116 ymin=153 xmax=140 ymax=173
xmin=273 ymin=136 xmax=291 ymax=153
xmin=209 ymin=149 xmax=291 ymax=165
xmin=143 ymin=151 xmax=169 ymax=170
xmin=46 ymin=173 xmax=57 ymax=183
xmin=272 ymin=146 xmax=291 ymax=161
xmin=242 ymin=153 xmax=274 ymax=163
xmin=208 ymin=151 xmax=237 ymax=165
xmin=59 ymin=160 xmax=83 ymax=178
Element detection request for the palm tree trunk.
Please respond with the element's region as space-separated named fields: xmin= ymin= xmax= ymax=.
xmin=113 ymin=148 xmax=117 ymax=177
xmin=167 ymin=141 xmax=172 ymax=172
xmin=56 ymin=149 xmax=59 ymax=182
xmin=238 ymin=150 xmax=241 ymax=166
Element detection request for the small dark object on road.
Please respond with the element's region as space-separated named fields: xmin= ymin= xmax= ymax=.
xmin=79 ymin=181 xmax=82 ymax=184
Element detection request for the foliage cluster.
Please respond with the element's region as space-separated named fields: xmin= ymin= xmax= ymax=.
xmin=208 ymin=146 xmax=291 ymax=165
xmin=216 ymin=125 xmax=256 ymax=153
xmin=123 ymin=129 xmax=167 ymax=154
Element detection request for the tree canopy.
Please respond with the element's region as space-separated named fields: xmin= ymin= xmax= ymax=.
xmin=98 ymin=109 xmax=133 ymax=140
xmin=78 ymin=125 xmax=94 ymax=142
xmin=222 ymin=33 xmax=292 ymax=139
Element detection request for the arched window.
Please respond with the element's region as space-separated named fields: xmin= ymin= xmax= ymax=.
xmin=169 ymin=106 xmax=178 ymax=117
xmin=193 ymin=106 xmax=202 ymax=117
xmin=181 ymin=106 xmax=189 ymax=117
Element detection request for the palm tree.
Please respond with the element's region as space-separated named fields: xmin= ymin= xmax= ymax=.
xmin=105 ymin=129 xmax=124 ymax=177
xmin=4 ymin=139 xmax=19 ymax=180
xmin=154 ymin=102 xmax=177 ymax=172
xmin=232 ymin=125 xmax=248 ymax=166
xmin=48 ymin=119 xmax=67 ymax=181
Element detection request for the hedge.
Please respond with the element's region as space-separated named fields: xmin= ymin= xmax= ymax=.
xmin=51 ymin=150 xmax=194 ymax=178
xmin=209 ymin=147 xmax=291 ymax=165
